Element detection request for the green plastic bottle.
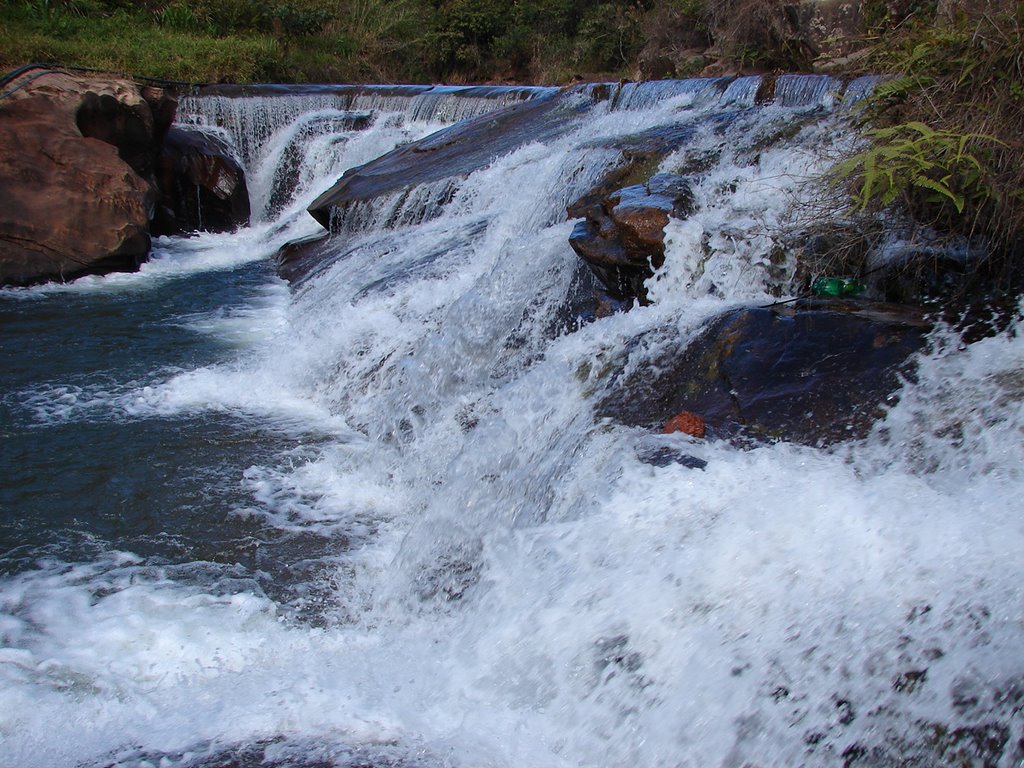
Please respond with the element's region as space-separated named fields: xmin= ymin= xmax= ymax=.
xmin=811 ymin=276 xmax=866 ymax=298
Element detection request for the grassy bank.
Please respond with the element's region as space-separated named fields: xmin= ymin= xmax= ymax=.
xmin=0 ymin=0 xmax=580 ymax=84
xmin=0 ymin=2 xmax=377 ymax=83
xmin=1 ymin=5 xmax=276 ymax=82
xmin=0 ymin=0 xmax=826 ymax=86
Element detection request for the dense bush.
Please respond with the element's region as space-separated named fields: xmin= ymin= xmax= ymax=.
xmin=834 ymin=0 xmax=1024 ymax=271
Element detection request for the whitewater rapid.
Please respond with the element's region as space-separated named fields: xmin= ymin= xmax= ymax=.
xmin=0 ymin=79 xmax=1021 ymax=768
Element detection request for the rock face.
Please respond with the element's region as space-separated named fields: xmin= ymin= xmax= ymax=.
xmin=600 ymin=299 xmax=930 ymax=446
xmin=76 ymin=85 xmax=175 ymax=178
xmin=276 ymin=231 xmax=333 ymax=286
xmin=152 ymin=126 xmax=250 ymax=236
xmin=0 ymin=70 xmax=175 ymax=286
xmin=569 ymin=173 xmax=694 ymax=303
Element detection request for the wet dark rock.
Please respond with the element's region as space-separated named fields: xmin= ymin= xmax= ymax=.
xmin=869 ymin=248 xmax=973 ymax=305
xmin=599 ymin=298 xmax=930 ymax=446
xmin=840 ymin=721 xmax=1015 ymax=768
xmin=276 ymin=231 xmax=334 ymax=285
xmin=638 ymin=446 xmax=708 ymax=470
xmin=152 ymin=126 xmax=251 ymax=236
xmin=98 ymin=737 xmax=435 ymax=768
xmin=545 ymin=260 xmax=607 ymax=335
xmin=892 ymin=668 xmax=928 ymax=694
xmin=790 ymin=224 xmax=996 ymax=309
xmin=413 ymin=537 xmax=483 ymax=603
xmin=565 ymin=123 xmax=702 ymax=223
xmin=563 ymin=113 xmax=736 ymax=305
xmin=569 ymin=173 xmax=695 ymax=303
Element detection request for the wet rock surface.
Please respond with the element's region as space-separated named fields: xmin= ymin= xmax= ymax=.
xmin=564 ymin=106 xmax=744 ymax=305
xmin=600 ymin=298 xmax=931 ymax=445
xmin=153 ymin=125 xmax=250 ymax=236
xmin=98 ymin=738 xmax=440 ymax=768
xmin=298 ymin=83 xmax=740 ymax=288
xmin=0 ymin=70 xmax=175 ymax=286
xmin=569 ymin=173 xmax=695 ymax=302
xmin=276 ymin=231 xmax=335 ymax=286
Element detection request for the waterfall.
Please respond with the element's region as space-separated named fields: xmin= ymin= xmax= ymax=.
xmin=176 ymin=84 xmax=553 ymax=168
xmin=176 ymin=84 xmax=556 ymax=223
xmin=0 ymin=76 xmax=1021 ymax=768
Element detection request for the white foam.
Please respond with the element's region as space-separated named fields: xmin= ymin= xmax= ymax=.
xmin=174 ymin=280 xmax=291 ymax=347
xmin=0 ymin=226 xmax=284 ymax=301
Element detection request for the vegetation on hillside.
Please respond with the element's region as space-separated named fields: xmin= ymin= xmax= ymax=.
xmin=0 ymin=0 xmax=822 ymax=84
xmin=832 ymin=0 xmax=1024 ymax=286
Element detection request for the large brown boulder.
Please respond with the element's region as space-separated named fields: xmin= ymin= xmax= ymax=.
xmin=0 ymin=70 xmax=175 ymax=286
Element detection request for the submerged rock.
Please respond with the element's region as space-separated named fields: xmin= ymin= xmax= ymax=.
xmin=0 ymin=69 xmax=175 ymax=286
xmin=600 ymin=298 xmax=930 ymax=446
xmin=637 ymin=445 xmax=708 ymax=469
xmin=153 ymin=126 xmax=250 ymax=236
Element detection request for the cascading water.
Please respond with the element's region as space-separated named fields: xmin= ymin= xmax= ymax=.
xmin=0 ymin=77 xmax=1021 ymax=768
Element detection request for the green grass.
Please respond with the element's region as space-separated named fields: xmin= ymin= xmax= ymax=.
xmin=0 ymin=6 xmax=282 ymax=83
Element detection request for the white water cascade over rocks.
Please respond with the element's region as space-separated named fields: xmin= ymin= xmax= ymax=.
xmin=0 ymin=77 xmax=1021 ymax=768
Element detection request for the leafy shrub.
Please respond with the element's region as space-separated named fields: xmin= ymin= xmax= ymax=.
xmin=156 ymin=1 xmax=202 ymax=32
xmin=573 ymin=2 xmax=644 ymax=74
xmin=833 ymin=122 xmax=1001 ymax=218
xmin=835 ymin=0 xmax=1024 ymax=267
xmin=703 ymin=0 xmax=816 ymax=71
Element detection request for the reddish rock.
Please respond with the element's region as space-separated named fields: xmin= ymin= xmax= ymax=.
xmin=0 ymin=70 xmax=175 ymax=286
xmin=662 ymin=411 xmax=706 ymax=438
xmin=568 ymin=173 xmax=694 ymax=303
